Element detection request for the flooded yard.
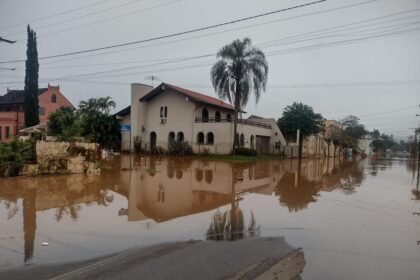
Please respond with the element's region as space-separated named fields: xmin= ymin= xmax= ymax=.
xmin=0 ymin=156 xmax=419 ymax=279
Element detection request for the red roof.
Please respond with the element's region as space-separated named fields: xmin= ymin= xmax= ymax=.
xmin=141 ymin=83 xmax=235 ymax=111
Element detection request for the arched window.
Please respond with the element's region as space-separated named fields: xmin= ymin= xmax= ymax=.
xmin=51 ymin=94 xmax=57 ymax=103
xmin=195 ymin=169 xmax=203 ymax=182
xmin=160 ymin=107 xmax=163 ymax=118
xmin=202 ymin=108 xmax=208 ymax=122
xmin=197 ymin=132 xmax=205 ymax=144
xmin=205 ymin=170 xmax=213 ymax=184
xmin=177 ymin=132 xmax=184 ymax=142
xmin=164 ymin=106 xmax=168 ymax=118
xmin=206 ymin=132 xmax=214 ymax=145
xmin=176 ymin=169 xmax=183 ymax=179
xmin=168 ymin=132 xmax=175 ymax=143
xmin=240 ymin=134 xmax=245 ymax=147
xmin=226 ymin=113 xmax=232 ymax=122
xmin=215 ymin=111 xmax=221 ymax=122
xmin=250 ymin=135 xmax=255 ymax=150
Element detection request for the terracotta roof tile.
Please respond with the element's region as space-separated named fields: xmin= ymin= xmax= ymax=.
xmin=141 ymin=83 xmax=235 ymax=111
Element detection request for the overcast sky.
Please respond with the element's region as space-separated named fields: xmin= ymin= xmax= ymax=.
xmin=0 ymin=0 xmax=419 ymax=139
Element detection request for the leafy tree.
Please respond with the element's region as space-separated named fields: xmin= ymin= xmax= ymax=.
xmin=48 ymin=107 xmax=80 ymax=141
xmin=211 ymin=38 xmax=268 ymax=152
xmin=370 ymin=129 xmax=408 ymax=152
xmin=277 ymin=102 xmax=323 ymax=156
xmin=24 ymin=25 xmax=40 ymax=127
xmin=79 ymin=97 xmax=120 ymax=150
xmin=46 ymin=97 xmax=120 ymax=149
xmin=340 ymin=115 xmax=367 ymax=144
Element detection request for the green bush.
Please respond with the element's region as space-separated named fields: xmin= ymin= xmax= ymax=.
xmin=168 ymin=141 xmax=193 ymax=156
xmin=234 ymin=147 xmax=257 ymax=156
xmin=0 ymin=140 xmax=33 ymax=177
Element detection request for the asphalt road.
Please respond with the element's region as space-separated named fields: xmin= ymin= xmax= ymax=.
xmin=0 ymin=237 xmax=305 ymax=280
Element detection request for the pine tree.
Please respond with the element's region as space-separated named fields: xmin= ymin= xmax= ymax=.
xmin=24 ymin=25 xmax=40 ymax=127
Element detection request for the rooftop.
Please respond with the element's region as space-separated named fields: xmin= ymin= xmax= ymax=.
xmin=140 ymin=83 xmax=235 ymax=111
xmin=0 ymin=88 xmax=48 ymax=105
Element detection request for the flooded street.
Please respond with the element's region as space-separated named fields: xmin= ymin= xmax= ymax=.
xmin=1 ymin=156 xmax=419 ymax=279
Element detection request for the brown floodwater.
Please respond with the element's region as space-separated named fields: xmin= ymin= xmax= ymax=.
xmin=0 ymin=156 xmax=419 ymax=279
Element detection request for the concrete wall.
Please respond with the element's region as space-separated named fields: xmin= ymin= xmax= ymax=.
xmin=19 ymin=141 xmax=100 ymax=176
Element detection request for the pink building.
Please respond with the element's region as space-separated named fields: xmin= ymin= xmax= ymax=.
xmin=0 ymin=85 xmax=74 ymax=143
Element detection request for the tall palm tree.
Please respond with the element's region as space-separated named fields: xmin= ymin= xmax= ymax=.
xmin=78 ymin=98 xmax=98 ymax=115
xmin=98 ymin=96 xmax=116 ymax=114
xmin=78 ymin=97 xmax=116 ymax=115
xmin=211 ymin=37 xmax=268 ymax=152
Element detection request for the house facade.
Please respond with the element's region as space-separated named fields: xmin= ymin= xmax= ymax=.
xmin=116 ymin=83 xmax=287 ymax=155
xmin=0 ymin=85 xmax=74 ymax=143
xmin=301 ymin=119 xmax=346 ymax=159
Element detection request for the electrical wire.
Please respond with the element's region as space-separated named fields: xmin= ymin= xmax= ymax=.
xmin=0 ymin=0 xmax=115 ymax=31
xmin=1 ymin=0 xmax=382 ymax=66
xmin=0 ymin=0 xmax=327 ymax=63
xmin=6 ymin=0 xmax=182 ymax=41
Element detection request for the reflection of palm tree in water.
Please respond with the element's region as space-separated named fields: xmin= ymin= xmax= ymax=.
xmin=206 ymin=208 xmax=260 ymax=241
xmin=207 ymin=164 xmax=260 ymax=241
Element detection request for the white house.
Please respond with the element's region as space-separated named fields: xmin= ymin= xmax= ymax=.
xmin=116 ymin=82 xmax=287 ymax=155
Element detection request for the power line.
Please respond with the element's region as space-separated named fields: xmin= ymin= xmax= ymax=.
xmin=41 ymin=27 xmax=420 ymax=80
xmin=359 ymin=106 xmax=419 ymax=117
xmin=0 ymin=0 xmax=115 ymax=32
xmin=7 ymin=0 xmax=182 ymax=41
xmin=2 ymin=0 xmax=381 ymax=66
xmin=29 ymin=10 xmax=420 ymax=70
xmin=18 ymin=13 xmax=418 ymax=75
xmin=0 ymin=0 xmax=326 ymax=63
xmin=4 ymin=0 xmax=148 ymax=38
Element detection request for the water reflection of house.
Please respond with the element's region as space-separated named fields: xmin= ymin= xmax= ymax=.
xmin=115 ymin=156 xmax=365 ymax=221
xmin=116 ymin=158 xmax=285 ymax=222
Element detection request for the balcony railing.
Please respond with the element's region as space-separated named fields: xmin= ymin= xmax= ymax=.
xmin=195 ymin=117 xmax=271 ymax=129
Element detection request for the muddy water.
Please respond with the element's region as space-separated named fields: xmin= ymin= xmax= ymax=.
xmin=0 ymin=156 xmax=419 ymax=279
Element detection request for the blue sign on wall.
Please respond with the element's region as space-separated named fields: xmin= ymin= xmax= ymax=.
xmin=120 ymin=125 xmax=131 ymax=132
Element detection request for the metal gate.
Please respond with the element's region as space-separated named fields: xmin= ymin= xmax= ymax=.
xmin=256 ymin=135 xmax=270 ymax=154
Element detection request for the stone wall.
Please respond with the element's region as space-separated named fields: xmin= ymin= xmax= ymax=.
xmin=20 ymin=141 xmax=100 ymax=176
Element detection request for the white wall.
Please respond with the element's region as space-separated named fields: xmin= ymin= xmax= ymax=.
xmin=143 ymin=90 xmax=196 ymax=150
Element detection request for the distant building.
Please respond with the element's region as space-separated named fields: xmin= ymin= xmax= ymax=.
xmin=358 ymin=135 xmax=373 ymax=155
xmin=0 ymin=85 xmax=74 ymax=143
xmin=301 ymin=119 xmax=345 ymax=158
xmin=115 ymin=83 xmax=287 ymax=154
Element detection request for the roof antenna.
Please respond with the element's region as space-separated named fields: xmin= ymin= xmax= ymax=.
xmin=144 ymin=75 xmax=161 ymax=87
